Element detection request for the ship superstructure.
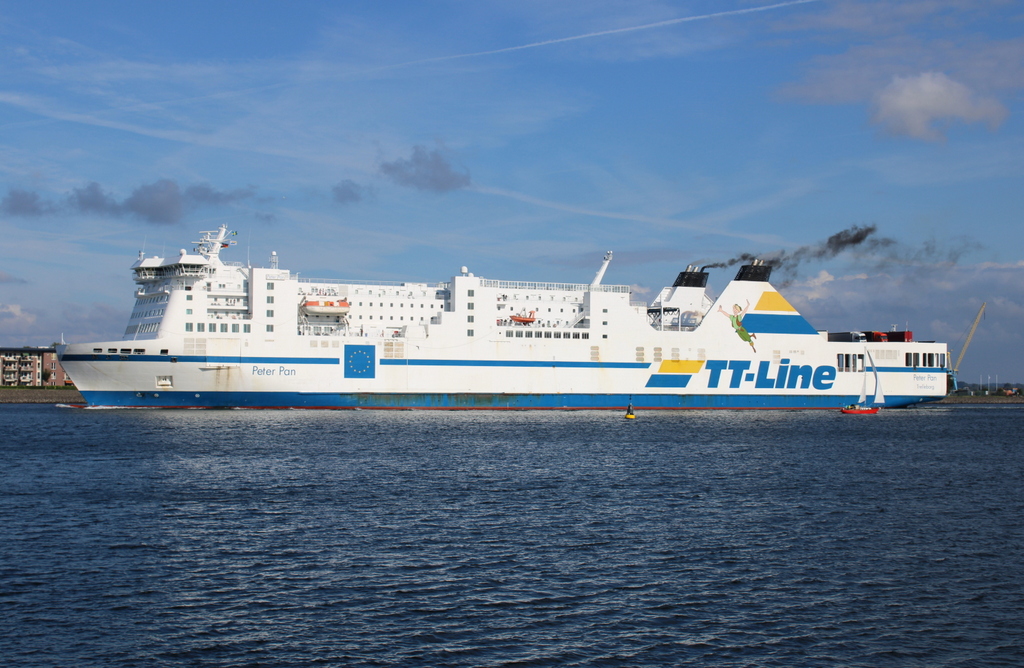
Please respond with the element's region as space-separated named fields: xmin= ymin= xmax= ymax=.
xmin=58 ymin=225 xmax=950 ymax=408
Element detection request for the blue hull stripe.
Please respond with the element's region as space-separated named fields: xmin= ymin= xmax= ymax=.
xmin=742 ymin=313 xmax=818 ymax=336
xmin=380 ymin=359 xmax=650 ymax=369
xmin=61 ymin=355 xmax=944 ymax=377
xmin=76 ymin=390 xmax=939 ymax=410
xmin=61 ymin=354 xmax=339 ymax=365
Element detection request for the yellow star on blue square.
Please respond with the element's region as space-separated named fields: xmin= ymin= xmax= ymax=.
xmin=344 ymin=345 xmax=375 ymax=378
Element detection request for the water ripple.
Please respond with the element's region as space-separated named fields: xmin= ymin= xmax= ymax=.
xmin=2 ymin=405 xmax=1023 ymax=666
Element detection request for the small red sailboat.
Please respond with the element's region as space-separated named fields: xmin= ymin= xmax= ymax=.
xmin=841 ymin=405 xmax=879 ymax=414
xmin=510 ymin=310 xmax=537 ymax=324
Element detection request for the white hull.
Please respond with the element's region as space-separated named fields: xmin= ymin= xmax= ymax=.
xmin=58 ymin=226 xmax=950 ymax=409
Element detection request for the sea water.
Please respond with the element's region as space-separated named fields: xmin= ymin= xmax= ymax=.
xmin=1 ymin=404 xmax=1022 ymax=667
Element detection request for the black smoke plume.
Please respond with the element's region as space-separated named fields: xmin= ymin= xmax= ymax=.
xmin=704 ymin=225 xmax=895 ymax=276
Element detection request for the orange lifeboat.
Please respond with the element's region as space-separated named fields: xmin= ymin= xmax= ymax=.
xmin=510 ymin=310 xmax=537 ymax=324
xmin=302 ymin=300 xmax=350 ymax=315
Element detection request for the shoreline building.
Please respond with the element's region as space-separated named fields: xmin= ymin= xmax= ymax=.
xmin=1 ymin=347 xmax=73 ymax=387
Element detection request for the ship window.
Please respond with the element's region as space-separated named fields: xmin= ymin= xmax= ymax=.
xmin=243 ymin=324 xmax=251 ymax=333
xmin=468 ymin=290 xmax=474 ymax=297
xmin=267 ymin=283 xmax=274 ymax=290
xmin=267 ymin=325 xmax=274 ymax=332
xmin=93 ymin=348 xmax=102 ymax=353
xmin=108 ymin=348 xmax=117 ymax=353
xmin=220 ymin=324 xmax=228 ymax=333
xmin=602 ymin=321 xmax=608 ymax=326
xmin=267 ymin=310 xmax=274 ymax=318
xmin=186 ymin=295 xmax=192 ymax=301
xmin=573 ymin=333 xmax=581 ymax=339
xmin=544 ymin=332 xmax=552 ymax=338
xmin=467 ymin=302 xmax=475 ymax=310
xmin=602 ymin=309 xmax=607 ymax=313
xmin=232 ymin=324 xmax=239 ymax=333
xmin=515 ymin=331 xmax=523 ymax=338
xmin=554 ymin=332 xmax=561 ymax=338
xmin=602 ymin=334 xmax=608 ymax=339
xmin=582 ymin=333 xmax=589 ymax=339
xmin=185 ymin=323 xmax=193 ymax=332
xmin=197 ymin=323 xmax=205 ymax=332
xmin=905 ymin=353 xmax=912 ymax=367
xmin=913 ymin=353 xmax=919 ymax=367
xmin=940 ymin=353 xmax=946 ymax=368
xmin=467 ymin=329 xmax=474 ymax=337
xmin=160 ymin=349 xmax=169 ymax=355
xmin=267 ymin=296 xmax=275 ymax=304
xmin=133 ymin=349 xmax=145 ymax=355
xmin=186 ymin=309 xmax=193 ymax=315
xmin=525 ymin=331 xmax=533 ymax=338
xmin=467 ymin=315 xmax=474 ymax=323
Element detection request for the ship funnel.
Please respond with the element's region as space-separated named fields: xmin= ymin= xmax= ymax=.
xmin=735 ymin=259 xmax=772 ymax=282
xmin=672 ymin=264 xmax=709 ymax=288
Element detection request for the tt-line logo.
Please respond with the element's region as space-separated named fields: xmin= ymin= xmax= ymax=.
xmin=704 ymin=359 xmax=837 ymax=390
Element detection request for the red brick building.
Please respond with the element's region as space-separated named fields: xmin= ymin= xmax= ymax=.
xmin=1 ymin=347 xmax=73 ymax=387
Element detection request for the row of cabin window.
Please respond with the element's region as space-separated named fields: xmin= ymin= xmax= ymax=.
xmin=184 ymin=323 xmax=253 ymax=333
xmin=130 ymin=308 xmax=165 ymax=320
xmin=505 ymin=330 xmax=589 ymax=339
xmin=907 ymin=352 xmax=944 ymax=368
xmin=358 ymin=315 xmax=427 ymax=321
xmin=124 ymin=323 xmax=160 ymax=335
xmin=838 ymin=352 xmax=946 ymax=371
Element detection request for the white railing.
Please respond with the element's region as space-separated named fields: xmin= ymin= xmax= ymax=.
xmin=480 ymin=279 xmax=629 ymax=293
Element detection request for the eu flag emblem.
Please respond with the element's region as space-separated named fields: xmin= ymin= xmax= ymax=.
xmin=344 ymin=345 xmax=375 ymax=379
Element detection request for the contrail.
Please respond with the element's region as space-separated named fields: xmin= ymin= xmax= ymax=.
xmin=0 ymin=0 xmax=820 ymax=140
xmin=393 ymin=0 xmax=821 ymax=69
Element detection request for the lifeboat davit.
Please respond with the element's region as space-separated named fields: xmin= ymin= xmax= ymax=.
xmin=302 ymin=300 xmax=350 ymax=315
xmin=510 ymin=310 xmax=537 ymax=324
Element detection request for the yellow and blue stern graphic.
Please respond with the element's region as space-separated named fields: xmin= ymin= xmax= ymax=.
xmin=646 ymin=360 xmax=705 ymax=388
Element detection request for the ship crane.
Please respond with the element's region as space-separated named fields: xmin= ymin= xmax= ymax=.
xmin=952 ymin=302 xmax=986 ymax=388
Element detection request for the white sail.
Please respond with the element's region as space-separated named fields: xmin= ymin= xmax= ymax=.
xmin=858 ymin=359 xmax=868 ymax=404
xmin=866 ymin=349 xmax=885 ymax=405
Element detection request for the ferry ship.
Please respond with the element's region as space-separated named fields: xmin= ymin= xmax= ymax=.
xmin=57 ymin=225 xmax=950 ymax=409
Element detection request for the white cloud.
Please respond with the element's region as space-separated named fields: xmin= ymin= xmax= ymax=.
xmin=872 ymin=72 xmax=1008 ymax=140
xmin=0 ymin=303 xmax=38 ymax=332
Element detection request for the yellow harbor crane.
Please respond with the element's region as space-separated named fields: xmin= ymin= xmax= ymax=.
xmin=952 ymin=302 xmax=986 ymax=389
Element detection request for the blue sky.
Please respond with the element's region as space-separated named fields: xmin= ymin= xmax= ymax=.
xmin=1 ymin=0 xmax=1022 ymax=384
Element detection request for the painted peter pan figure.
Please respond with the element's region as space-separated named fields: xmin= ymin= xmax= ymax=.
xmin=718 ymin=300 xmax=757 ymax=353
